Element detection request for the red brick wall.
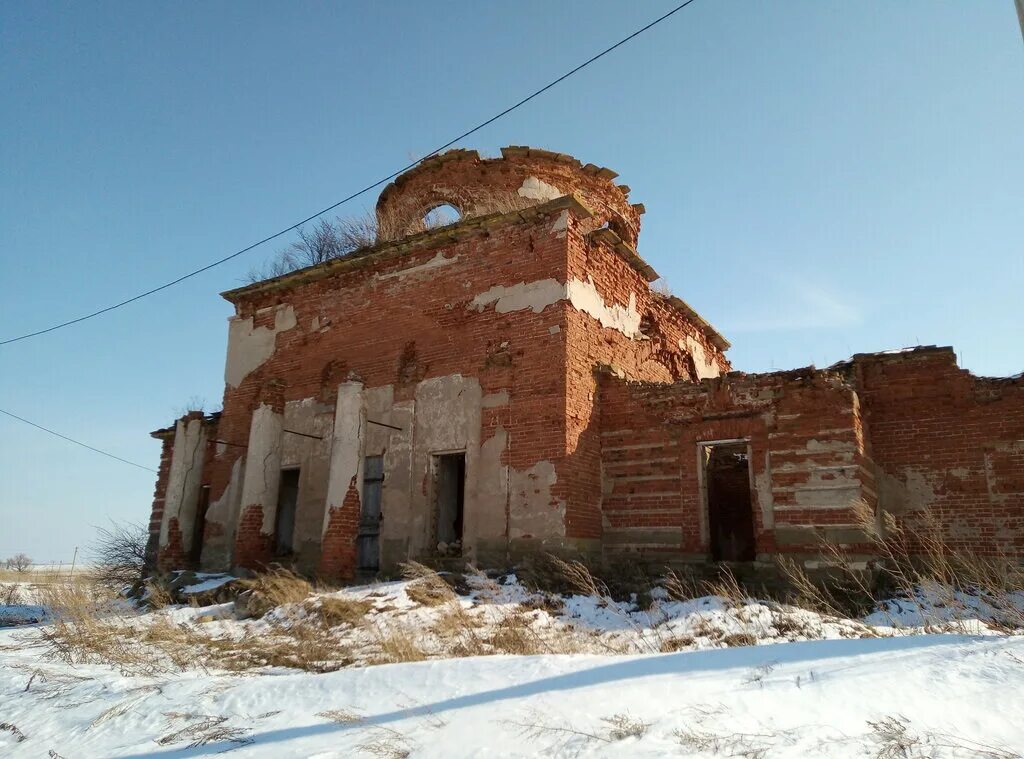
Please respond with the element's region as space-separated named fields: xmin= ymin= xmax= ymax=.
xmin=857 ymin=348 xmax=1024 ymax=559
xmin=319 ymin=475 xmax=360 ymax=580
xmin=596 ymin=367 xmax=874 ymax=560
xmin=212 ymin=205 xmax=578 ymax=573
xmin=561 ymin=228 xmax=731 ymax=546
xmin=594 ymin=348 xmax=1024 ymax=565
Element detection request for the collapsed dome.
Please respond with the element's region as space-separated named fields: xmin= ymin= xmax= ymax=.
xmin=375 ymin=146 xmax=644 ymax=247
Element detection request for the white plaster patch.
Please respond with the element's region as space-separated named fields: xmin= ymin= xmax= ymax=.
xmin=471 ymin=276 xmax=642 ymax=339
xmin=376 ymin=250 xmax=458 ymax=281
xmin=566 ymin=277 xmax=641 ymax=338
xmin=509 ymin=459 xmax=566 ymax=540
xmin=470 ymin=279 xmax=565 ymax=315
xmin=322 ymin=382 xmax=365 ymax=537
xmin=224 ymin=304 xmax=297 ymax=389
xmin=680 ymin=335 xmax=720 ymax=380
xmin=518 ymin=176 xmax=562 ymax=202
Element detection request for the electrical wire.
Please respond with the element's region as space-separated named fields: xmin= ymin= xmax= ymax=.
xmin=0 ymin=408 xmax=157 ymax=472
xmin=0 ymin=0 xmax=698 ymax=346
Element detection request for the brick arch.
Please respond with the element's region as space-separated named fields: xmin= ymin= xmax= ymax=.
xmin=375 ymin=146 xmax=643 ymax=247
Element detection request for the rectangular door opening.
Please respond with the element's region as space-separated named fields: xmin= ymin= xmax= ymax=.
xmin=703 ymin=442 xmax=756 ymax=562
xmin=434 ymin=452 xmax=466 ymax=554
xmin=357 ymin=455 xmax=384 ymax=572
xmin=274 ymin=468 xmax=300 ymax=556
xmin=188 ymin=485 xmax=211 ymax=566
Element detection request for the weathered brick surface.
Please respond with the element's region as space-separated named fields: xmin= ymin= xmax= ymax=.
xmin=597 ymin=348 xmax=1024 ymax=563
xmin=234 ymin=504 xmax=274 ymax=570
xmin=856 ymin=348 xmax=1024 ymax=558
xmin=319 ymin=476 xmax=361 ymax=580
xmin=148 ymin=147 xmax=1023 ymax=578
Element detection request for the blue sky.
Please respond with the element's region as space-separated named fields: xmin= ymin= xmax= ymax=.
xmin=1 ymin=1 xmax=1021 ymax=562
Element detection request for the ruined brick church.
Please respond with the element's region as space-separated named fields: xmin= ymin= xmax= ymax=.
xmin=146 ymin=146 xmax=1024 ymax=580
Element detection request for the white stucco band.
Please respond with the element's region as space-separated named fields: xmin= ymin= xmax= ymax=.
xmin=322 ymin=381 xmax=365 ymax=537
xmin=470 ymin=276 xmax=641 ymax=339
xmin=159 ymin=417 xmax=208 ymax=550
xmin=238 ymin=404 xmax=284 ymax=534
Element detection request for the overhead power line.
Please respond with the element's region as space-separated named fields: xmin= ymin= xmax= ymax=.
xmin=0 ymin=0 xmax=698 ymax=347
xmin=0 ymin=408 xmax=157 ymax=472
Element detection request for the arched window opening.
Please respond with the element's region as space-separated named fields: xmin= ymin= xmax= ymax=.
xmin=422 ymin=203 xmax=461 ymax=229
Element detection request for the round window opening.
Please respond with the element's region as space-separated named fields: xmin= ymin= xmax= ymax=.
xmin=423 ymin=203 xmax=461 ymax=228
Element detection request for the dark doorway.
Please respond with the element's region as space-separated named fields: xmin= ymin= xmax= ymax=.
xmin=275 ymin=468 xmax=300 ymax=555
xmin=704 ymin=443 xmax=756 ymax=562
xmin=434 ymin=453 xmax=466 ymax=551
xmin=357 ymin=455 xmax=384 ymax=571
xmin=188 ymin=485 xmax=211 ymax=566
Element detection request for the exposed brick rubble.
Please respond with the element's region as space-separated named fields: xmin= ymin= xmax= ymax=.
xmin=144 ymin=146 xmax=1022 ymax=580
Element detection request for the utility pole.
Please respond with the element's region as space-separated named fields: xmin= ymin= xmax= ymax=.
xmin=1017 ymin=0 xmax=1024 ymax=44
xmin=69 ymin=546 xmax=78 ymax=579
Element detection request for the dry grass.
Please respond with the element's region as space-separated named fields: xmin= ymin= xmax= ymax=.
xmin=778 ymin=501 xmax=1024 ymax=630
xmin=401 ymin=561 xmax=460 ymax=606
xmin=1 ymin=583 xmax=22 ymax=606
xmin=309 ymin=596 xmax=374 ymax=627
xmin=0 ymin=566 xmax=95 ymax=585
xmin=236 ymin=568 xmax=313 ymax=618
xmin=157 ymin=714 xmax=252 ymax=749
xmin=370 ymin=622 xmax=428 ymax=665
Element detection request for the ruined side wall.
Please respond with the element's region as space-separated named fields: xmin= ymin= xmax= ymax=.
xmin=561 ymin=228 xmax=731 ymax=548
xmin=595 ymin=368 xmax=874 ymax=564
xmin=200 ymin=205 xmax=578 ymax=573
xmin=856 ymin=348 xmax=1024 ymax=559
xmin=144 ymin=433 xmax=174 ymax=572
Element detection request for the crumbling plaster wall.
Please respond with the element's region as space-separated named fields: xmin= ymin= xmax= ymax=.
xmin=279 ymin=397 xmax=335 ymax=573
xmin=198 ymin=200 xmax=579 ymax=575
xmin=156 ymin=415 xmax=208 ymax=568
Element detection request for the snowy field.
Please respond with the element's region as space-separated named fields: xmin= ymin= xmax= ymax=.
xmin=2 ymin=572 xmax=1023 ymax=758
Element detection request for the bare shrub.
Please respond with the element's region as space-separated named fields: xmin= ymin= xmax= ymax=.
xmin=235 ymin=568 xmax=312 ymax=618
xmin=90 ymin=521 xmax=148 ymax=590
xmin=5 ymin=553 xmax=31 ymax=573
xmin=246 ymin=186 xmax=540 ymax=285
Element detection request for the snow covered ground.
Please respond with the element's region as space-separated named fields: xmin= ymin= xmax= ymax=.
xmin=2 ymin=574 xmax=1023 ymax=758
